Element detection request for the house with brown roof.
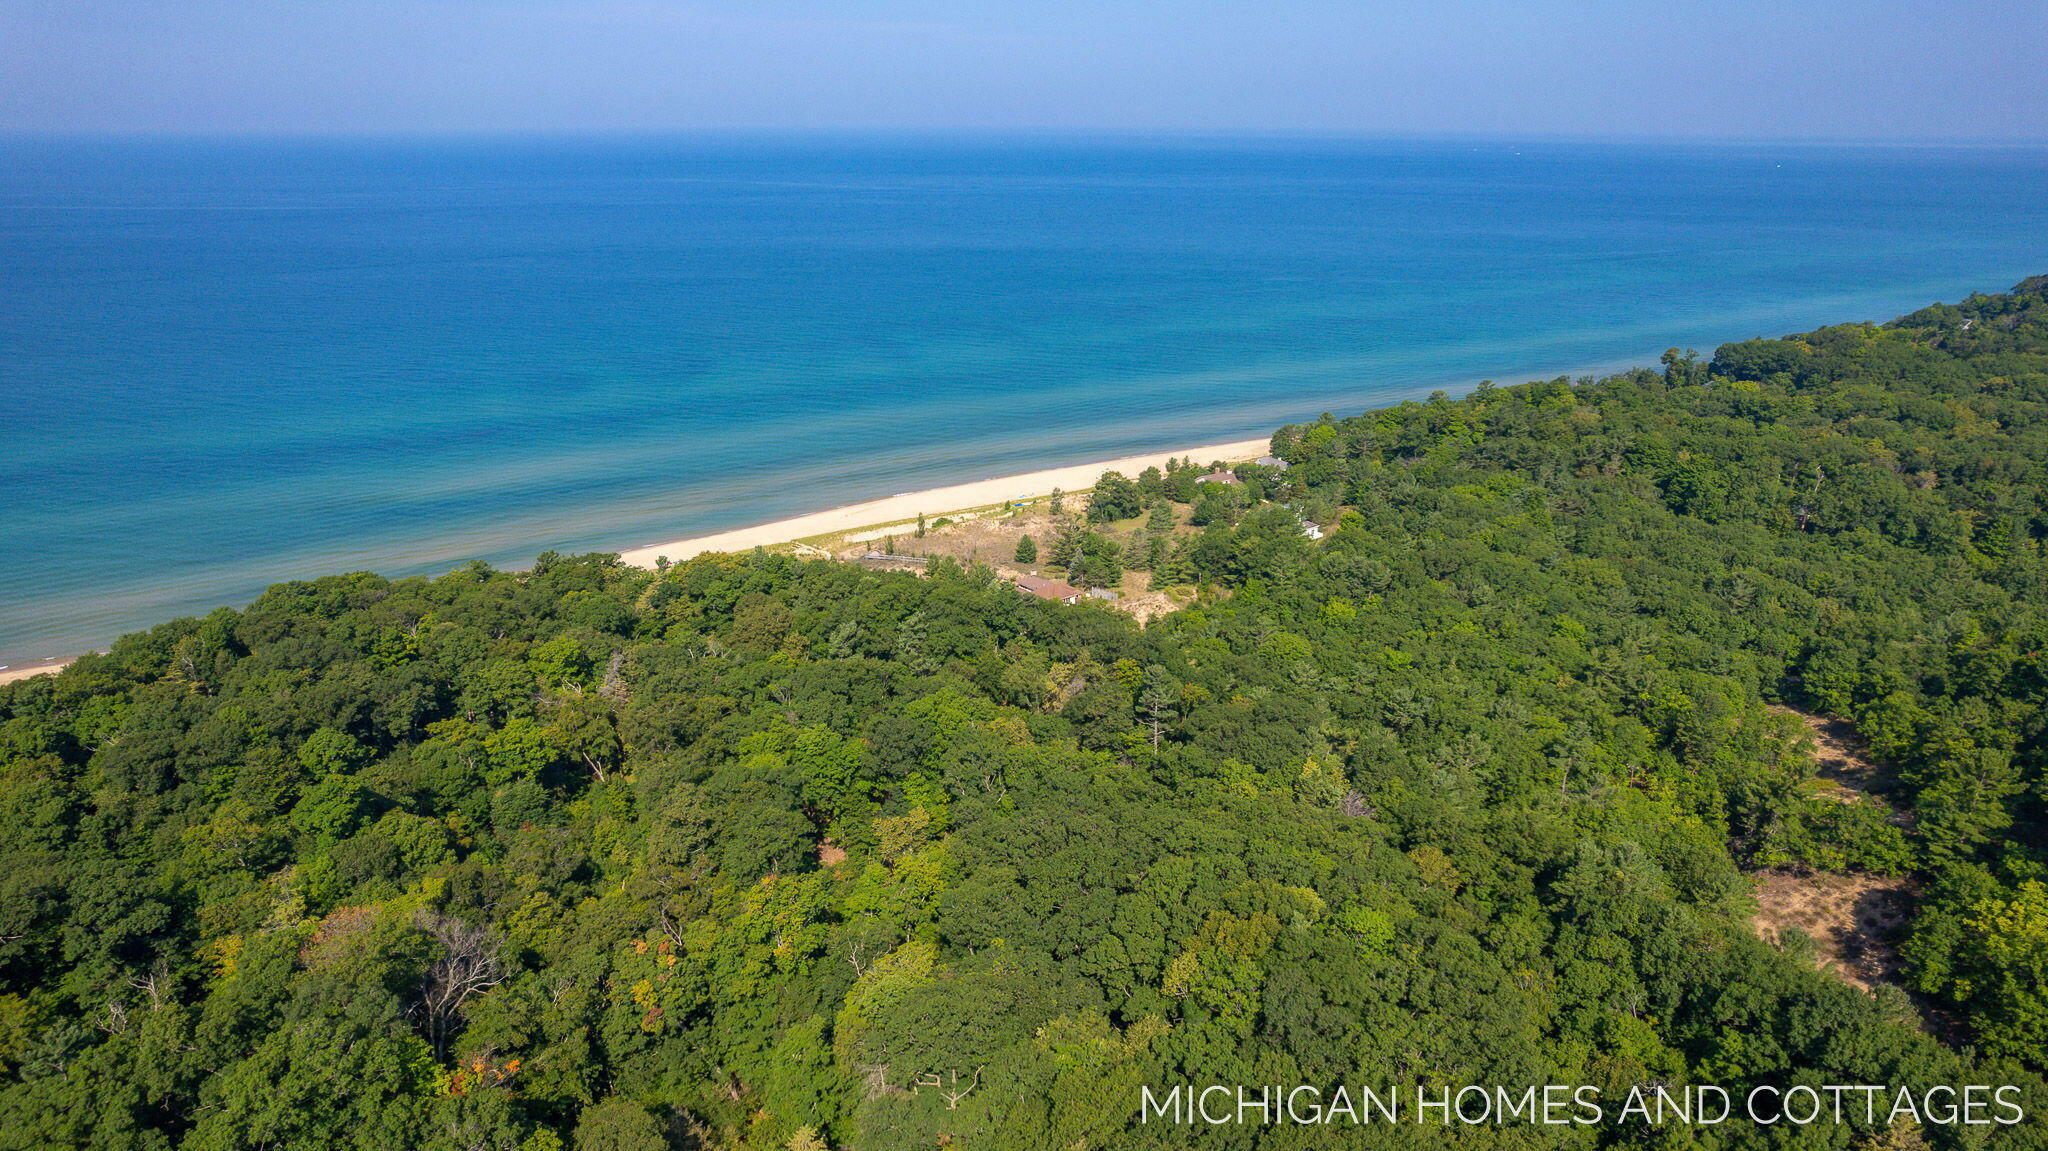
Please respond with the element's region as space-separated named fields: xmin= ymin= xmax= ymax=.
xmin=1195 ymin=469 xmax=1240 ymax=486
xmin=1013 ymin=574 xmax=1083 ymax=604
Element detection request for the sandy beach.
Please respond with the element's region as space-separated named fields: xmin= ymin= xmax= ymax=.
xmin=0 ymin=439 xmax=1268 ymax=676
xmin=618 ymin=437 xmax=1270 ymax=568
xmin=0 ymin=657 xmax=75 ymax=685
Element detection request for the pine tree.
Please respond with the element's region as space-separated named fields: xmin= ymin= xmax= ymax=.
xmin=1140 ymin=664 xmax=1178 ymax=749
xmin=826 ymin=618 xmax=861 ymax=658
xmin=1855 ymin=1120 xmax=1929 ymax=1150
xmin=895 ymin=610 xmax=936 ymax=675
xmin=1048 ymin=518 xmax=1088 ymax=567
xmin=1075 ymin=535 xmax=1122 ymax=589
xmin=1014 ymin=535 xmax=1037 ymax=564
xmin=1153 ymin=537 xmax=1190 ymax=585
xmin=1143 ymin=533 xmax=1169 ymax=571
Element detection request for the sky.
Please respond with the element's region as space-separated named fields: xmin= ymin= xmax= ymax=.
xmin=2 ymin=0 xmax=2044 ymax=139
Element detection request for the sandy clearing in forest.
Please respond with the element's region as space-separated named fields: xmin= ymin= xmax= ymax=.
xmin=1751 ymin=870 xmax=1916 ymax=993
xmin=1749 ymin=707 xmax=1916 ymax=995
xmin=617 ymin=437 xmax=1269 ymax=568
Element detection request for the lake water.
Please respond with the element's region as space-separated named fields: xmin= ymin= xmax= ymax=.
xmin=2 ymin=134 xmax=2044 ymax=664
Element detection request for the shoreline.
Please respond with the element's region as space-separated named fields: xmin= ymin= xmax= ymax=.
xmin=617 ymin=436 xmax=1271 ymax=568
xmin=2 ymin=437 xmax=1273 ymax=676
xmin=0 ymin=656 xmax=78 ymax=685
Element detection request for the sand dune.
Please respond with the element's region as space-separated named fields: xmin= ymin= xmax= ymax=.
xmin=618 ymin=437 xmax=1270 ymax=568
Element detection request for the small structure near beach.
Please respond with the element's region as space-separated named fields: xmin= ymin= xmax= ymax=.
xmin=858 ymin=551 xmax=930 ymax=573
xmin=1195 ymin=469 xmax=1240 ymax=486
xmin=1254 ymin=455 xmax=1290 ymax=470
xmin=1013 ymin=574 xmax=1083 ymax=605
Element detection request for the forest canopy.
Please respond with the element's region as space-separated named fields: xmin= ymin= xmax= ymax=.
xmin=3 ymin=279 xmax=2048 ymax=1149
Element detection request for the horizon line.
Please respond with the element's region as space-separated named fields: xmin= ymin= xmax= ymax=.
xmin=4 ymin=126 xmax=2048 ymax=149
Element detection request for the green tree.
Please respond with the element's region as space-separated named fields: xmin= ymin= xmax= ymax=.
xmin=1046 ymin=518 xmax=1087 ymax=568
xmin=1952 ymin=880 xmax=2048 ymax=1058
xmin=1087 ymin=470 xmax=1142 ymax=523
xmin=1141 ymin=534 xmax=1170 ymax=572
xmin=299 ymin=728 xmax=371 ymax=775
xmin=572 ymin=1097 xmax=666 ymax=1151
xmin=291 ymin=774 xmax=377 ymax=840
xmin=1072 ymin=535 xmax=1123 ymax=589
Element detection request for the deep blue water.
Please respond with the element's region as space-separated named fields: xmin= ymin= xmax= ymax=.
xmin=2 ymin=135 xmax=2044 ymax=665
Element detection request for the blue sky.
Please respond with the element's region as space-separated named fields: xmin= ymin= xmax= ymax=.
xmin=3 ymin=0 xmax=2043 ymax=138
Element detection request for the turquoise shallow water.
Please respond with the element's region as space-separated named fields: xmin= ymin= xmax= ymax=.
xmin=2 ymin=134 xmax=2045 ymax=665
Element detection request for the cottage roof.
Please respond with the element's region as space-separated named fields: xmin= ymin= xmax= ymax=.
xmin=1014 ymin=574 xmax=1083 ymax=601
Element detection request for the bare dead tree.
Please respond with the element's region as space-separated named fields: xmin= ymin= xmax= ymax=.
xmin=600 ymin=649 xmax=629 ymax=704
xmin=940 ymin=1067 xmax=983 ymax=1110
xmin=418 ymin=912 xmax=507 ymax=1058
xmin=441 ymin=1115 xmax=523 ymax=1151
xmin=127 ymin=962 xmax=170 ymax=1010
xmin=655 ymin=904 xmax=688 ymax=949
xmin=769 ymin=681 xmax=799 ymax=725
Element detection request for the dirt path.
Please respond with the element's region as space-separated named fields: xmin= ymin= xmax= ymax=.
xmin=1790 ymin=709 xmax=1903 ymax=803
xmin=1749 ymin=707 xmax=1916 ymax=994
